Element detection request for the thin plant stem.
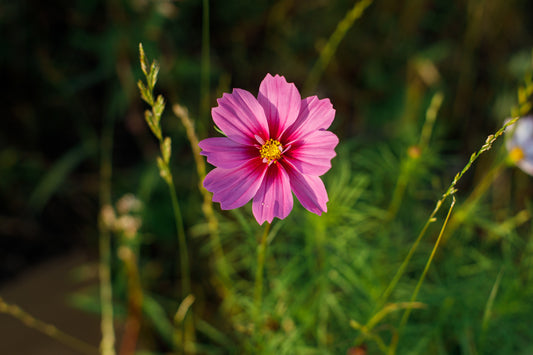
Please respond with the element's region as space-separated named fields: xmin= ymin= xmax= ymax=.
xmin=98 ymin=101 xmax=116 ymax=355
xmin=118 ymin=245 xmax=143 ymax=355
xmin=303 ymin=0 xmax=373 ymax=94
xmin=443 ymin=158 xmax=507 ymax=242
xmin=172 ymin=104 xmax=228 ymax=280
xmin=254 ymin=222 xmax=271 ymax=324
xmin=388 ymin=197 xmax=456 ymax=355
xmin=137 ymin=44 xmax=194 ymax=352
xmin=0 ymin=296 xmax=99 ymax=355
xmin=168 ymin=180 xmax=190 ymax=298
xmin=167 ymin=179 xmax=195 ymax=353
xmin=387 ymin=92 xmax=443 ymax=220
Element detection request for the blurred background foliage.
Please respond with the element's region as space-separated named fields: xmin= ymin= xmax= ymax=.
xmin=2 ymin=0 xmax=533 ymax=353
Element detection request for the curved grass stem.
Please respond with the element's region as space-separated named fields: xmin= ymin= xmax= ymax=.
xmin=357 ymin=117 xmax=521 ymax=349
xmin=98 ymin=98 xmax=116 ymax=355
xmin=0 ymin=297 xmax=98 ymax=355
xmin=303 ymin=0 xmax=373 ymax=94
xmin=388 ymin=197 xmax=456 ymax=355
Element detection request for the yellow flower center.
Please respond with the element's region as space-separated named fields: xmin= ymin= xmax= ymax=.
xmin=509 ymin=146 xmax=525 ymax=163
xmin=260 ymin=139 xmax=282 ymax=164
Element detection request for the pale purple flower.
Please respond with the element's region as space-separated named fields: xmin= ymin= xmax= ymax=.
xmin=199 ymin=74 xmax=339 ymax=224
xmin=505 ymin=115 xmax=533 ymax=175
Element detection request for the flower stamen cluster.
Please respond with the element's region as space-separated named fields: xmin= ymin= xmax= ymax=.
xmin=260 ymin=139 xmax=283 ymax=164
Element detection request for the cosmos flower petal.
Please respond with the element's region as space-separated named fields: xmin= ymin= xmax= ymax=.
xmin=258 ymin=74 xmax=301 ymax=139
xmin=199 ymin=137 xmax=256 ymax=169
xmin=285 ymin=163 xmax=328 ymax=215
xmin=285 ymin=130 xmax=339 ymax=176
xmin=283 ymin=96 xmax=336 ymax=143
xmin=252 ymin=163 xmax=293 ymax=224
xmin=204 ymin=159 xmax=268 ymax=210
xmin=506 ymin=116 xmax=533 ymax=176
xmin=212 ymin=89 xmax=270 ymax=145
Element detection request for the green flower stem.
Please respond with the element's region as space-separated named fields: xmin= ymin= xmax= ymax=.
xmin=0 ymin=296 xmax=98 ymax=355
xmin=254 ymin=222 xmax=271 ymax=325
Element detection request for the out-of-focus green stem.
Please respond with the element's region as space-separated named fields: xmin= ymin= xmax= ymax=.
xmin=387 ymin=92 xmax=443 ymax=221
xmin=200 ymin=0 xmax=210 ymax=126
xmin=356 ymin=118 xmax=520 ymax=348
xmin=98 ymin=102 xmax=116 ymax=355
xmin=303 ymin=0 xmax=373 ymax=94
xmin=138 ymin=43 xmax=195 ymax=353
xmin=388 ymin=198 xmax=456 ymax=355
xmin=118 ymin=245 xmax=143 ymax=355
xmin=167 ymin=180 xmax=190 ymax=298
xmin=172 ymin=104 xmax=228 ymax=281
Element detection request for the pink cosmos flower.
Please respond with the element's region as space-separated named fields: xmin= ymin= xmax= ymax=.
xmin=199 ymin=74 xmax=339 ymax=225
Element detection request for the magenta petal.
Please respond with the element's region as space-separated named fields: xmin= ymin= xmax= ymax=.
xmin=285 ymin=130 xmax=339 ymax=176
xmin=283 ymin=96 xmax=335 ymax=143
xmin=204 ymin=159 xmax=268 ymax=210
xmin=284 ymin=163 xmax=328 ymax=215
xmin=212 ymin=89 xmax=269 ymax=145
xmin=252 ymin=163 xmax=293 ymax=224
xmin=258 ymin=74 xmax=301 ymax=139
xmin=199 ymin=137 xmax=256 ymax=169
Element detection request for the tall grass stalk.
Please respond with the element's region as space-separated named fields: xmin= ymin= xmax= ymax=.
xmin=172 ymin=104 xmax=229 ymax=281
xmin=98 ymin=95 xmax=117 ymax=355
xmin=481 ymin=268 xmax=503 ymax=331
xmin=387 ymin=92 xmax=444 ymax=220
xmin=388 ymin=197 xmax=456 ymax=355
xmin=137 ymin=44 xmax=194 ymax=352
xmin=200 ymin=0 xmax=210 ymax=126
xmin=117 ymin=244 xmax=143 ymax=355
xmin=303 ymin=0 xmax=373 ymax=94
xmin=442 ymin=158 xmax=508 ymax=243
xmin=359 ymin=117 xmax=521 ymax=348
